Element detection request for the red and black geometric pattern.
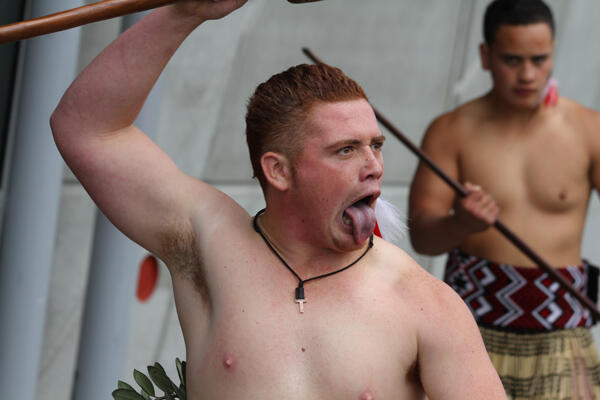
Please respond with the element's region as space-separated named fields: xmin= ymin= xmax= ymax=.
xmin=444 ymin=249 xmax=596 ymax=332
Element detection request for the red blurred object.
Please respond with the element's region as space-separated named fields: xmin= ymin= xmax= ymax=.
xmin=544 ymin=83 xmax=558 ymax=107
xmin=543 ymin=78 xmax=558 ymax=107
xmin=136 ymin=254 xmax=159 ymax=302
xmin=374 ymin=221 xmax=382 ymax=238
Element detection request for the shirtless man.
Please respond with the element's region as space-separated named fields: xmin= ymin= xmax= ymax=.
xmin=50 ymin=1 xmax=505 ymax=398
xmin=409 ymin=0 xmax=600 ymax=398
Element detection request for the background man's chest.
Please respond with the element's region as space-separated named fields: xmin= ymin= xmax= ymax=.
xmin=458 ymin=127 xmax=590 ymax=212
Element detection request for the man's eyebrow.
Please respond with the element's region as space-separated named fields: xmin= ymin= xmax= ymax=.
xmin=499 ymin=53 xmax=523 ymax=58
xmin=325 ymin=135 xmax=385 ymax=150
xmin=500 ymin=52 xmax=549 ymax=58
xmin=325 ymin=138 xmax=362 ymax=150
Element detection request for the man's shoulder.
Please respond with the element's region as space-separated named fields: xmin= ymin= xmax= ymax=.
xmin=559 ymin=96 xmax=600 ymax=125
xmin=373 ymin=239 xmax=424 ymax=286
xmin=425 ymin=97 xmax=486 ymax=141
xmin=553 ymin=97 xmax=600 ymax=147
xmin=372 ymin=242 xmax=477 ymax=335
xmin=376 ymin=240 xmax=454 ymax=303
xmin=402 ymin=262 xmax=477 ymax=333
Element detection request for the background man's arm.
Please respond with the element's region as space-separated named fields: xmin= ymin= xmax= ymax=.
xmin=50 ymin=1 xmax=246 ymax=262
xmin=587 ymin=110 xmax=600 ymax=196
xmin=417 ymin=280 xmax=507 ymax=400
xmin=408 ymin=115 xmax=498 ymax=255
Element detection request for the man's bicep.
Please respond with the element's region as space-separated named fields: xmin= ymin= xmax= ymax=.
xmin=409 ymin=119 xmax=460 ymax=219
xmin=590 ymin=145 xmax=600 ymax=196
xmin=584 ymin=110 xmax=600 ymax=194
xmin=56 ymin=125 xmax=217 ymax=256
xmin=418 ymin=286 xmax=506 ymax=400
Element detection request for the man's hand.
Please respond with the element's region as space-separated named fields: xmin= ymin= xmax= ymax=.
xmin=454 ymin=182 xmax=499 ymax=234
xmin=172 ymin=0 xmax=248 ymax=22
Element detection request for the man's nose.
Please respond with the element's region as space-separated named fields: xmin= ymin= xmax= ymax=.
xmin=518 ymin=62 xmax=536 ymax=82
xmin=360 ymin=148 xmax=383 ymax=181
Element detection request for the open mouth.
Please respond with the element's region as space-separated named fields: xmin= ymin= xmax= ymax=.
xmin=344 ymin=195 xmax=373 ymax=223
xmin=342 ymin=194 xmax=378 ymax=244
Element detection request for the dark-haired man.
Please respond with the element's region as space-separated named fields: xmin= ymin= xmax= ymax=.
xmin=409 ymin=0 xmax=600 ymax=398
xmin=50 ymin=0 xmax=505 ymax=399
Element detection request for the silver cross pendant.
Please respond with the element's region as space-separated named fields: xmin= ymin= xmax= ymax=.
xmin=296 ymin=298 xmax=306 ymax=313
xmin=295 ymin=286 xmax=306 ymax=314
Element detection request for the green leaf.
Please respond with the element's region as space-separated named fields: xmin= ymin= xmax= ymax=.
xmin=118 ymin=381 xmax=136 ymax=391
xmin=180 ymin=360 xmax=187 ymax=399
xmin=175 ymin=385 xmax=186 ymax=400
xmin=176 ymin=358 xmax=184 ymax=384
xmin=112 ymin=388 xmax=146 ymax=400
xmin=148 ymin=364 xmax=176 ymax=394
xmin=181 ymin=360 xmax=187 ymax=385
xmin=133 ymin=369 xmax=155 ymax=397
xmin=141 ymin=390 xmax=150 ymax=400
xmin=153 ymin=362 xmax=168 ymax=376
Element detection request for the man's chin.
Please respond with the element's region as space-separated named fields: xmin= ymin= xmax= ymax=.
xmin=333 ymin=232 xmax=371 ymax=253
xmin=507 ymin=97 xmax=539 ymax=111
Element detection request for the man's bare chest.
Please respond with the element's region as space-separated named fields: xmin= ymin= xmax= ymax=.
xmin=185 ymin=269 xmax=419 ymax=399
xmin=180 ymin=228 xmax=422 ymax=398
xmin=189 ymin=311 xmax=418 ymax=399
xmin=458 ymin=126 xmax=590 ymax=212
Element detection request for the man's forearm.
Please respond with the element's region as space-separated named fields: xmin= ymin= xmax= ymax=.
xmin=51 ymin=6 xmax=205 ymax=136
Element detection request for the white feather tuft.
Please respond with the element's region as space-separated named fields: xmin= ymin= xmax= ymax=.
xmin=374 ymin=198 xmax=407 ymax=246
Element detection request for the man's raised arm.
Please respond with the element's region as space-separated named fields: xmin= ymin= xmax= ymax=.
xmin=50 ymin=0 xmax=247 ymax=259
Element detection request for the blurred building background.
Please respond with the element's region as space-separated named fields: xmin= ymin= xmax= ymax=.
xmin=1 ymin=0 xmax=600 ymax=399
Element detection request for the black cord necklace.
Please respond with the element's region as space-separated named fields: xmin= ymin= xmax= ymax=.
xmin=253 ymin=208 xmax=374 ymax=313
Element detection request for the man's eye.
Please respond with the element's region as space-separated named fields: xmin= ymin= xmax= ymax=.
xmin=533 ymin=56 xmax=548 ymax=65
xmin=503 ymin=56 xmax=520 ymax=65
xmin=371 ymin=142 xmax=384 ymax=151
xmin=338 ymin=146 xmax=353 ymax=155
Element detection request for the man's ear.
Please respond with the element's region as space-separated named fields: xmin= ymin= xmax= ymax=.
xmin=479 ymin=42 xmax=490 ymax=70
xmin=261 ymin=151 xmax=291 ymax=191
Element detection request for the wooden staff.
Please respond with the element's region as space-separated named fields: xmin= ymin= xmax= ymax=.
xmin=0 ymin=0 xmax=176 ymax=44
xmin=0 ymin=0 xmax=324 ymax=45
xmin=303 ymin=46 xmax=600 ymax=321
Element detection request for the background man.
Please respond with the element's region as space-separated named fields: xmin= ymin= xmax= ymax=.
xmin=409 ymin=0 xmax=600 ymax=398
xmin=50 ymin=0 xmax=505 ymax=398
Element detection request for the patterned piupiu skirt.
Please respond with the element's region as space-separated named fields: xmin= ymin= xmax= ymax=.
xmin=445 ymin=249 xmax=600 ymax=399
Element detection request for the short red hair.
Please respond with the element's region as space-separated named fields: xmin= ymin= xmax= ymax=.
xmin=245 ymin=63 xmax=368 ymax=190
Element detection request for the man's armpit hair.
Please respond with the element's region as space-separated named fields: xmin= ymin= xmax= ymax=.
xmin=159 ymin=221 xmax=209 ymax=303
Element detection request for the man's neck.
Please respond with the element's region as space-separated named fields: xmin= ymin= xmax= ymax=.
xmin=256 ymin=207 xmax=371 ymax=277
xmin=485 ymin=91 xmax=546 ymax=124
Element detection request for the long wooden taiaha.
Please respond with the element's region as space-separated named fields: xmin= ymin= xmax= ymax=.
xmin=0 ymin=0 xmax=323 ymax=45
xmin=0 ymin=0 xmax=177 ymax=44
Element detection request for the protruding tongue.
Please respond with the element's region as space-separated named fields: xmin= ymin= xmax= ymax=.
xmin=344 ymin=201 xmax=376 ymax=244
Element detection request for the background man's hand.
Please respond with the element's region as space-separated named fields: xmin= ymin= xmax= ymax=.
xmin=454 ymin=182 xmax=499 ymax=234
xmin=172 ymin=0 xmax=248 ymax=21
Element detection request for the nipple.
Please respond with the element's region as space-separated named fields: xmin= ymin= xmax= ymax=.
xmin=359 ymin=390 xmax=375 ymax=400
xmin=559 ymin=190 xmax=567 ymax=201
xmin=223 ymin=354 xmax=237 ymax=371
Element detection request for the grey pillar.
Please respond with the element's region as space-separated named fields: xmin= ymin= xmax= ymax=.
xmin=0 ymin=1 xmax=83 ymax=400
xmin=72 ymin=12 xmax=165 ymax=400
